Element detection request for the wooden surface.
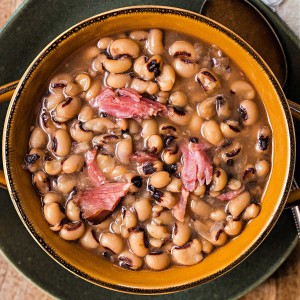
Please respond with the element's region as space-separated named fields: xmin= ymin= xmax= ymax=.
xmin=0 ymin=1 xmax=300 ymax=299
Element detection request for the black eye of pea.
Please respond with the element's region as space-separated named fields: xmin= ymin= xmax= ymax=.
xmin=131 ymin=176 xmax=143 ymax=188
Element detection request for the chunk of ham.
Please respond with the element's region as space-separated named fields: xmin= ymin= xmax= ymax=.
xmin=91 ymin=88 xmax=167 ymax=120
xmin=217 ymin=186 xmax=245 ymax=201
xmin=130 ymin=151 xmax=158 ymax=163
xmin=85 ymin=149 xmax=107 ymax=186
xmin=73 ymin=149 xmax=130 ymax=224
xmin=73 ymin=183 xmax=130 ymax=224
xmin=180 ymin=142 xmax=213 ymax=192
xmin=172 ymin=188 xmax=189 ymax=222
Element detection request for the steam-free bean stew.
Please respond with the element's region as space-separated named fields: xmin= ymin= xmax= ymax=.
xmin=25 ymin=29 xmax=272 ymax=270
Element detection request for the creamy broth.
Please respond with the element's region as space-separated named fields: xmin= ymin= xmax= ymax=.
xmin=24 ymin=29 xmax=272 ymax=271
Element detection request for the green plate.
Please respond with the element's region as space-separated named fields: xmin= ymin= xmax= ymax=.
xmin=0 ymin=1 xmax=299 ymax=299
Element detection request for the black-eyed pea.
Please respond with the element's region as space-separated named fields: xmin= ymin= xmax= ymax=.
xmin=230 ymin=80 xmax=255 ymax=99
xmin=75 ymin=73 xmax=91 ymax=91
xmin=122 ymin=194 xmax=136 ymax=206
xmin=45 ymin=90 xmax=65 ymax=110
xmin=164 ymin=242 xmax=173 ymax=254
xmin=172 ymin=221 xmax=191 ymax=246
xmin=83 ymin=46 xmax=100 ymax=61
xmin=44 ymin=159 xmax=62 ymax=176
xmin=147 ymin=29 xmax=164 ymax=55
xmin=116 ymin=137 xmax=133 ymax=164
xmin=107 ymin=166 xmax=128 ymax=180
xmin=146 ymin=223 xmax=170 ymax=240
xmin=243 ymin=203 xmax=261 ymax=220
xmin=228 ymin=178 xmax=242 ymax=190
xmin=224 ymin=218 xmax=243 ymax=236
xmin=133 ymin=198 xmax=152 ymax=222
xmin=155 ymin=90 xmax=169 ymax=104
xmin=157 ymin=191 xmax=178 ymax=209
xmin=130 ymin=78 xmax=149 ymax=94
xmin=215 ymin=95 xmax=231 ymax=119
xmin=153 ymin=210 xmax=173 ymax=225
xmin=85 ymin=79 xmax=102 ymax=101
xmin=124 ymin=173 xmax=143 ymax=193
xmin=190 ymin=197 xmax=211 ymax=218
xmin=227 ymin=191 xmax=251 ymax=218
xmin=210 ymin=210 xmax=227 ymax=221
xmin=29 ymin=127 xmax=47 ymax=149
xmin=109 ymin=38 xmax=140 ymax=58
xmin=43 ymin=203 xmax=65 ymax=228
xmin=64 ymin=82 xmax=82 ymax=97
xmin=91 ymin=54 xmax=106 ymax=73
xmin=201 ymin=120 xmax=223 ymax=145
xmin=97 ymin=37 xmax=113 ymax=50
xmin=92 ymin=217 xmax=113 ymax=231
xmin=256 ymin=126 xmax=271 ymax=152
xmin=120 ymin=225 xmax=131 ymax=239
xmin=149 ymin=238 xmax=164 ymax=248
xmin=211 ymin=168 xmax=228 ymax=192
xmin=168 ymin=106 xmax=193 ymax=126
xmin=43 ymin=192 xmax=63 ymax=205
xmin=147 ymin=134 xmax=163 ymax=153
xmin=110 ymin=220 xmax=121 ymax=234
xmin=122 ymin=208 xmax=138 ymax=229
xmin=220 ymin=120 xmax=241 ymax=138
xmin=62 ymin=155 xmax=84 ymax=174
xmin=173 ymin=58 xmax=199 ymax=78
xmin=169 ymin=91 xmax=188 ymax=107
xmin=209 ymin=223 xmax=227 ymax=246
xmin=33 ymin=171 xmax=49 ymax=195
xmin=239 ymin=100 xmax=259 ymax=126
xmin=145 ymin=252 xmax=170 ymax=271
xmin=106 ymin=73 xmax=131 ymax=89
xmin=138 ymin=161 xmax=164 ymax=177
xmin=141 ymin=119 xmax=158 ymax=138
xmin=52 ymin=129 xmax=71 ymax=157
xmin=118 ymin=250 xmax=143 ymax=270
xmin=66 ymin=200 xmax=81 ymax=222
xmin=200 ymin=238 xmax=213 ymax=254
xmin=255 ymin=160 xmax=270 ymax=177
xmin=133 ymin=56 xmax=153 ymax=80
xmin=162 ymin=144 xmax=181 ymax=165
xmin=103 ymin=57 xmax=132 ymax=74
xmin=166 ymin=177 xmax=182 ymax=193
xmin=192 ymin=184 xmax=206 ymax=197
xmin=128 ymin=119 xmax=140 ymax=134
xmin=243 ymin=164 xmax=257 ymax=182
xmin=156 ymin=64 xmax=176 ymax=91
xmin=70 ymin=121 xmax=94 ymax=142
xmin=147 ymin=81 xmax=159 ymax=95
xmin=54 ymin=97 xmax=81 ymax=122
xmin=195 ymin=68 xmax=220 ymax=93
xmin=149 ymin=171 xmax=171 ymax=189
xmin=60 ymin=221 xmax=85 ymax=241
xmin=56 ymin=174 xmax=77 ymax=194
xmin=83 ymin=117 xmax=117 ymax=133
xmin=79 ymin=227 xmax=99 ymax=249
xmin=50 ymin=73 xmax=72 ymax=88
xmin=197 ymin=97 xmax=215 ymax=120
xmin=25 ymin=148 xmax=44 ymax=173
xmin=188 ymin=112 xmax=204 ymax=135
xmin=169 ymin=41 xmax=196 ymax=60
xmin=128 ymin=228 xmax=148 ymax=257
xmin=78 ymin=106 xmax=94 ymax=122
xmin=100 ymin=232 xmax=124 ymax=254
xmin=116 ymin=119 xmax=128 ymax=132
xmin=159 ymin=123 xmax=179 ymax=136
xmin=172 ymin=239 xmax=203 ymax=266
xmin=72 ymin=141 xmax=91 ymax=154
xmin=129 ymin=30 xmax=148 ymax=41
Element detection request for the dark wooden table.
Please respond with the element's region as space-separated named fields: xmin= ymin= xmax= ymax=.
xmin=0 ymin=1 xmax=299 ymax=299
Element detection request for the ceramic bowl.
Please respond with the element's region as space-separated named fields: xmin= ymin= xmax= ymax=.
xmin=0 ymin=6 xmax=297 ymax=294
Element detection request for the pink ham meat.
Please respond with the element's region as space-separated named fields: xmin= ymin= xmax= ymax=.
xmin=217 ymin=186 xmax=245 ymax=201
xmin=91 ymin=87 xmax=167 ymax=120
xmin=180 ymin=142 xmax=213 ymax=192
xmin=85 ymin=149 xmax=107 ymax=186
xmin=73 ymin=149 xmax=130 ymax=224
xmin=172 ymin=188 xmax=189 ymax=222
xmin=73 ymin=183 xmax=130 ymax=224
xmin=130 ymin=151 xmax=158 ymax=163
